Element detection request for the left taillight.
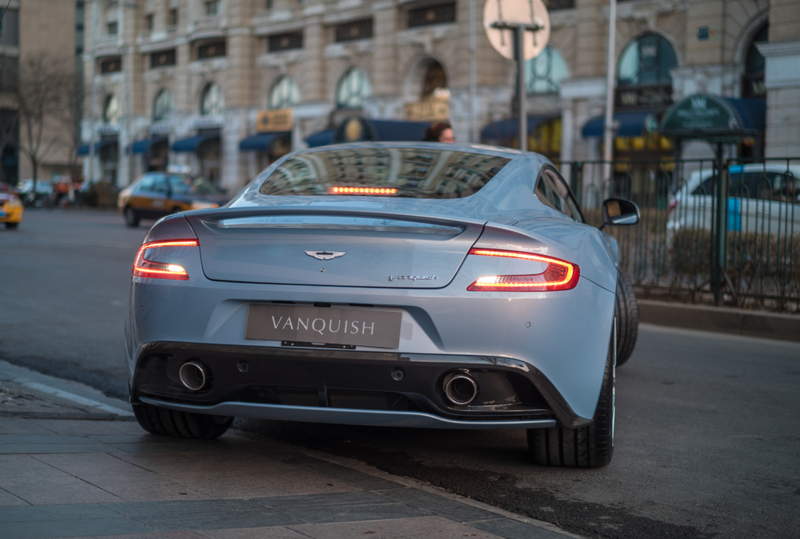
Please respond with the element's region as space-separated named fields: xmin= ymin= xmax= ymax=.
xmin=132 ymin=239 xmax=199 ymax=281
xmin=466 ymin=248 xmax=580 ymax=292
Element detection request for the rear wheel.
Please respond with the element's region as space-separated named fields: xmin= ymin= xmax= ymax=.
xmin=132 ymin=401 xmax=233 ymax=439
xmin=124 ymin=206 xmax=140 ymax=228
xmin=527 ymin=334 xmax=615 ymax=468
xmin=615 ymin=269 xmax=639 ymax=366
xmin=5 ymin=222 xmax=18 ymax=230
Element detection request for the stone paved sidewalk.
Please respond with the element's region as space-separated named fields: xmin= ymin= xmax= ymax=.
xmin=0 ymin=361 xmax=579 ymax=539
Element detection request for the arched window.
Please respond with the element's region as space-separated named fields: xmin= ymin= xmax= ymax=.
xmin=103 ymin=95 xmax=119 ymax=124
xmin=268 ymin=76 xmax=301 ymax=109
xmin=336 ymin=68 xmax=373 ymax=109
xmin=153 ymin=89 xmax=173 ymax=121
xmin=742 ymin=24 xmax=768 ymax=99
xmin=617 ymin=33 xmax=678 ymax=87
xmin=526 ymin=46 xmax=569 ymax=94
xmin=421 ymin=61 xmax=448 ymax=100
xmin=200 ymin=83 xmax=224 ymax=115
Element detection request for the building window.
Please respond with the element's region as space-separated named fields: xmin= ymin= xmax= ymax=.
xmin=153 ymin=89 xmax=173 ymax=121
xmin=268 ymin=76 xmax=301 ymax=109
xmin=335 ymin=19 xmax=373 ymax=43
xmin=205 ymin=0 xmax=220 ymax=16
xmin=543 ymin=0 xmax=575 ymax=10
xmin=103 ymin=95 xmax=120 ymax=124
xmin=526 ymin=46 xmax=569 ymax=94
xmin=200 ymin=83 xmax=224 ymax=115
xmin=169 ymin=9 xmax=178 ymax=27
xmin=421 ymin=61 xmax=448 ymax=100
xmin=107 ymin=21 xmax=118 ymax=36
xmin=99 ymin=57 xmax=122 ymax=74
xmin=197 ymin=40 xmax=226 ymax=60
xmin=150 ymin=49 xmax=176 ymax=69
xmin=268 ymin=31 xmax=303 ymax=53
xmin=145 ymin=14 xmax=154 ymax=31
xmin=407 ymin=3 xmax=456 ymax=29
xmin=742 ymin=24 xmax=768 ymax=99
xmin=265 ymin=0 xmax=273 ymax=9
xmin=617 ymin=33 xmax=678 ymax=87
xmin=336 ymin=68 xmax=373 ymax=109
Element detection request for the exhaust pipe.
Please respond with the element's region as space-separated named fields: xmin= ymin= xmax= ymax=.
xmin=443 ymin=372 xmax=478 ymax=405
xmin=179 ymin=361 xmax=208 ymax=391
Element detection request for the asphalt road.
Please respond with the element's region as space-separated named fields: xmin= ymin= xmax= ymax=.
xmin=2 ymin=209 xmax=799 ymax=539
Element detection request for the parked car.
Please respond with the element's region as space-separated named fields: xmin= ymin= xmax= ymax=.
xmin=17 ymin=179 xmax=54 ymax=207
xmin=125 ymin=143 xmax=640 ymax=468
xmin=667 ymin=163 xmax=800 ymax=239
xmin=117 ymin=171 xmax=229 ymax=227
xmin=0 ymin=191 xmax=23 ymax=229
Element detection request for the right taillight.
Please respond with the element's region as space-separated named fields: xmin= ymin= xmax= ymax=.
xmin=132 ymin=239 xmax=199 ymax=281
xmin=466 ymin=248 xmax=580 ymax=292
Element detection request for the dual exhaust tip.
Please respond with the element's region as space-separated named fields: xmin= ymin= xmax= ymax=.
xmin=180 ymin=361 xmax=480 ymax=405
xmin=443 ymin=372 xmax=478 ymax=406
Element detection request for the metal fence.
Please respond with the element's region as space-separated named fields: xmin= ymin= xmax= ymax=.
xmin=558 ymin=158 xmax=800 ymax=312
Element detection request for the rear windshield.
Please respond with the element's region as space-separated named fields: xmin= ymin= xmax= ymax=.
xmin=259 ymin=147 xmax=511 ymax=199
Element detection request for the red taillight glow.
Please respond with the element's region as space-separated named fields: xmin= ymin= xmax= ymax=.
xmin=330 ymin=186 xmax=398 ymax=196
xmin=132 ymin=239 xmax=198 ymax=281
xmin=466 ymin=248 xmax=580 ymax=291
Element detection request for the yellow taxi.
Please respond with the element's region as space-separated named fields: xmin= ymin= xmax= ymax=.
xmin=0 ymin=190 xmax=23 ymax=229
xmin=117 ymin=170 xmax=228 ymax=227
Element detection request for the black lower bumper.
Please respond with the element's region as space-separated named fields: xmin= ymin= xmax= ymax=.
xmin=131 ymin=342 xmax=589 ymax=428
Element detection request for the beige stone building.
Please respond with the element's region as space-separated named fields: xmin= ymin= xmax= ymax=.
xmin=80 ymin=0 xmax=799 ymax=190
xmin=0 ymin=0 xmax=78 ymax=184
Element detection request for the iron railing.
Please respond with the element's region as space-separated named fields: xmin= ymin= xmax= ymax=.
xmin=559 ymin=158 xmax=800 ymax=311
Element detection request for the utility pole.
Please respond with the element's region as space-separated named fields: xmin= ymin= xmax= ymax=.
xmin=602 ymin=0 xmax=618 ymax=190
xmin=468 ymin=0 xmax=477 ymax=143
xmin=88 ymin=0 xmax=97 ymax=183
xmin=490 ymin=21 xmax=543 ymax=152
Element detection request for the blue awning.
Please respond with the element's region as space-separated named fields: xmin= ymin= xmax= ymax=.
xmin=172 ymin=133 xmax=220 ymax=153
xmin=480 ymin=115 xmax=560 ymax=142
xmin=582 ymin=111 xmax=656 ymax=139
xmin=305 ymin=120 xmax=430 ymax=147
xmin=305 ymin=128 xmax=336 ymax=148
xmin=77 ymin=138 xmax=118 ymax=156
xmin=368 ymin=120 xmax=430 ymax=142
xmin=129 ymin=136 xmax=168 ymax=154
xmin=239 ymin=131 xmax=291 ymax=151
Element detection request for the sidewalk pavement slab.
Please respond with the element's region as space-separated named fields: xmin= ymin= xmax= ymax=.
xmin=0 ymin=360 xmax=582 ymax=539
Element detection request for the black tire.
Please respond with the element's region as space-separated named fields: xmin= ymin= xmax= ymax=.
xmin=124 ymin=206 xmax=140 ymax=228
xmin=132 ymin=401 xmax=233 ymax=440
xmin=5 ymin=222 xmax=19 ymax=229
xmin=615 ymin=269 xmax=639 ymax=366
xmin=527 ymin=333 xmax=615 ymax=468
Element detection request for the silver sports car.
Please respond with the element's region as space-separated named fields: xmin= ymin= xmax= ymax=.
xmin=125 ymin=142 xmax=639 ymax=468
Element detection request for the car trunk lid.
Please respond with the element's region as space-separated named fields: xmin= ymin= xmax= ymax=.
xmin=185 ymin=209 xmax=484 ymax=288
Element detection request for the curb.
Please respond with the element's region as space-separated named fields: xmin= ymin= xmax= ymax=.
xmin=638 ymin=299 xmax=800 ymax=343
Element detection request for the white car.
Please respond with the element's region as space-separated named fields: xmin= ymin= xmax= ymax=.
xmin=667 ymin=163 xmax=800 ymax=238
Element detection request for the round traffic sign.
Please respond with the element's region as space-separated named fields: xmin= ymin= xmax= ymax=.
xmin=483 ymin=0 xmax=550 ymax=60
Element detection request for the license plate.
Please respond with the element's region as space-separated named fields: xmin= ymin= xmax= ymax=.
xmin=246 ymin=304 xmax=402 ymax=349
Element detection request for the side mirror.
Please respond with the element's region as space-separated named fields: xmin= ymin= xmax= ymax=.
xmin=600 ymin=198 xmax=640 ymax=230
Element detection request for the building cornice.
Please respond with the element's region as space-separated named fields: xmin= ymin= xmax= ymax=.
xmin=756 ymin=41 xmax=800 ymax=58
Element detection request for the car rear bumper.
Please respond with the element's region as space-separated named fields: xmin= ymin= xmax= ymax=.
xmin=130 ymin=342 xmax=584 ymax=428
xmin=138 ymin=398 xmax=557 ymax=430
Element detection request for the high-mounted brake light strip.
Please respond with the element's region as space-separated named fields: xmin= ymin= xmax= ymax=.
xmin=330 ymin=186 xmax=398 ymax=195
xmin=132 ymin=239 xmax=198 ymax=281
xmin=466 ymin=248 xmax=580 ymax=291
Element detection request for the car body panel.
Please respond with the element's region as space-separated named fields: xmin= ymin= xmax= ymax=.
xmin=0 ymin=193 xmax=23 ymax=224
xmin=668 ymin=164 xmax=800 ymax=238
xmin=127 ymin=143 xmax=620 ymax=431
